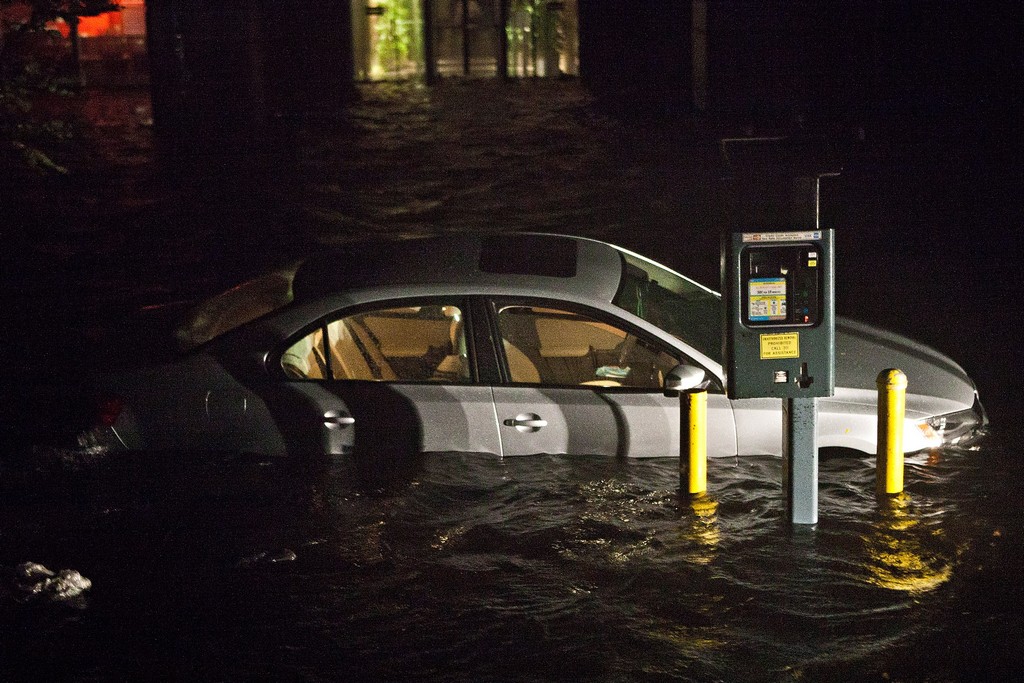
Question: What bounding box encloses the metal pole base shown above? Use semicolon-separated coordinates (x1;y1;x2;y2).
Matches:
783;397;818;525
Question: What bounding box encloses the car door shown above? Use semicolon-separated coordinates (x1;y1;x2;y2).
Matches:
270;300;501;456
489;301;737;458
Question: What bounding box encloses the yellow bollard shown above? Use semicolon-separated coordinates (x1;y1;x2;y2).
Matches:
876;369;908;495
682;389;708;495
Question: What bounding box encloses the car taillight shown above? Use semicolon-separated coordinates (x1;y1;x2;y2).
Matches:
95;395;124;427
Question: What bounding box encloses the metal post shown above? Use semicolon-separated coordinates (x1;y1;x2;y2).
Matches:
423;0;436;85
681;389;708;496
69;15;83;88
543;1;563;78
876;369;907;495
497;0;509;79
783;396;818;524
461;0;471;75
780;175;825;526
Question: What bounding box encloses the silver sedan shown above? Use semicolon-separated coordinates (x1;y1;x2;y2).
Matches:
64;233;986;459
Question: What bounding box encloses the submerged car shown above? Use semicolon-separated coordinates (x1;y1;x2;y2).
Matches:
59;233;985;460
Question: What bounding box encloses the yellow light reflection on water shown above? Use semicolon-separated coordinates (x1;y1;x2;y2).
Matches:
686;494;720;564
862;492;953;593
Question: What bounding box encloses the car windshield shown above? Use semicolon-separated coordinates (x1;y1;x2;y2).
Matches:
611;249;722;362
176;263;300;352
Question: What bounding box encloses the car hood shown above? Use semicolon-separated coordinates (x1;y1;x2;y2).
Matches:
835;317;978;409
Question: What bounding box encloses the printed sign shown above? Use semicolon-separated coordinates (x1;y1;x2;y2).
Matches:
748;277;787;321
759;332;800;359
742;230;822;243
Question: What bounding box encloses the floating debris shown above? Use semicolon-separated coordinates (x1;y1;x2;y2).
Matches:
235;549;298;568
8;562;92;603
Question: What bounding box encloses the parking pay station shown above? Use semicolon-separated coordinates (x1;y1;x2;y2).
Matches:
723;174;836;525
723;224;835;400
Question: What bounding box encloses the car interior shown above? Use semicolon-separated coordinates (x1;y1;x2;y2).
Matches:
281;305;469;383
497;305;675;388
280;303;677;390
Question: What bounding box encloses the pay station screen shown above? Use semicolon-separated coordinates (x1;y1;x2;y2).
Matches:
742;244;821;327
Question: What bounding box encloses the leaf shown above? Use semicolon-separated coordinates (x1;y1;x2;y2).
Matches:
20;143;68;175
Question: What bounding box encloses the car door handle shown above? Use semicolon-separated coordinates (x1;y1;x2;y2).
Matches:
503;414;548;431
505;418;547;428
323;411;355;428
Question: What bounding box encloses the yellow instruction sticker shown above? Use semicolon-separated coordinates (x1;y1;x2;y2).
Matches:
760;332;800;359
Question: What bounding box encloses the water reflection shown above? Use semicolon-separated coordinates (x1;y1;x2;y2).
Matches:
861;492;953;593
680;493;720;566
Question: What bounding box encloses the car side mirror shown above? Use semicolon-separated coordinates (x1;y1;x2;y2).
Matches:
664;364;708;395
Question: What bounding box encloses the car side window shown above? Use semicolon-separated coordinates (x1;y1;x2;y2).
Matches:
495;305;679;389
281;304;471;383
281;328;329;379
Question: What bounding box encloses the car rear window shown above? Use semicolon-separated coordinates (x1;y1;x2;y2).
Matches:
176;264;300;351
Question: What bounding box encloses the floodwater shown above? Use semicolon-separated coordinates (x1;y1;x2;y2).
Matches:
3;443;1021;681
3;80;1022;680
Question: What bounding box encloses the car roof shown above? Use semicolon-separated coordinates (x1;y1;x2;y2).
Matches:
292;233;626;303
176;233;628;353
